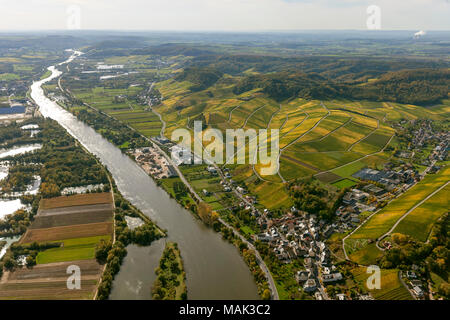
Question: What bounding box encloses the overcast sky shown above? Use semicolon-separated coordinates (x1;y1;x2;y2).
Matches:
0;0;449;31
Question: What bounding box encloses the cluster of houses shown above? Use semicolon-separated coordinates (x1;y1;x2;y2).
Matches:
409;120;431;148
254;214;324;260
131;146;178;179
334;186;380;232
402;267;425;299
428;136;449;163
252;213;346;296
399;119;449;166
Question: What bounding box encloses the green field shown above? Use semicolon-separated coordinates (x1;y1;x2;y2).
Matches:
36;235;111;264
332;178;357;189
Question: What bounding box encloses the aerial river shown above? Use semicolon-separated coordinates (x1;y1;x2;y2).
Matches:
30;51;259;299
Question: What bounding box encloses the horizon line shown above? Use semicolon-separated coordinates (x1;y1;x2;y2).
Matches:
0;29;450;33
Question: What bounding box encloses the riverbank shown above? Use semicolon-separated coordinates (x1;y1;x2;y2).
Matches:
54;73;271;298
29;50;260;300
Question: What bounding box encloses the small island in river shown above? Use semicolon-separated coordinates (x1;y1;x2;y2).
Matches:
151;242;187;300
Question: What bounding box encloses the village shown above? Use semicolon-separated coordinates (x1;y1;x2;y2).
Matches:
218;120;449;300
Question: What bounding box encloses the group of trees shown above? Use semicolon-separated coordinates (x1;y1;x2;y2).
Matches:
0;209;31;238
190;51;448;80
196;202;219;226
3;119;110;197
75;109;150;150
289;179;339;221
114;191;164;246
166;48;449;106
233;72;340;102
232;69;449;105
175;67;223;92
1;241;60;272
0;125;26;144
151;242;187;300
172;181;188;201
380;214;449;273
0;164;37;193
95;240;128;300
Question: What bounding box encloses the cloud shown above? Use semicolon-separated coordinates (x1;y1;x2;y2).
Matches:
414;30;426;38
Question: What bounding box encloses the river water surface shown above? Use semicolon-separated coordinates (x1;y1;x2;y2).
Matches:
29;51;259;300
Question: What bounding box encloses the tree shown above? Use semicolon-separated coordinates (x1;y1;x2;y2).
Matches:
39;182;60;198
26;255;36;268
261;289;271;300
95;239;112;264
3;257;17;271
197;202;219;226
438;283;450;299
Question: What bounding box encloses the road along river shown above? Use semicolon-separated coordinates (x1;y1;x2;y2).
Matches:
30;51;259;300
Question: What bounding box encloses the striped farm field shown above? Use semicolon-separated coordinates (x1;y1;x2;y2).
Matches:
269;100;308;131
244;100;280;129
30;206;113;229
293;121;375;153
280;116;324;148
229;98;268;128
350;166;450;240
393;183;450;241
279;157;317;180
0;259;103;300
19;222;113;244
277;111;307;135
1;192;115;300
283;150;362;172
297;111;351;143
39;192;112;210
351;128;394;154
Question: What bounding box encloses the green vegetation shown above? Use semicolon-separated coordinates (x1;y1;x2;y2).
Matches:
288;178;341;221
2;33;447;300
255;242;306;300
350;267;411;300
332;179;357;189
393;184;449;241
36;235;111;264
152;242;187;300
3;119;110;196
